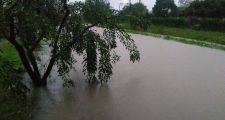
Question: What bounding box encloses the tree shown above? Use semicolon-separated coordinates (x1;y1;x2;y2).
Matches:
120;3;151;30
153;0;178;17
83;0;112;23
0;0;140;87
184;0;225;18
120;3;149;18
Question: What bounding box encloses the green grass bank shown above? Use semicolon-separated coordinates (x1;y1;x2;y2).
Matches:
0;40;21;68
122;24;225;50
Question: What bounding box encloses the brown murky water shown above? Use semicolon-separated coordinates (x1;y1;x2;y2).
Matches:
32;30;225;120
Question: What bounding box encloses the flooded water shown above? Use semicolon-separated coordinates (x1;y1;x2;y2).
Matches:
32;30;225;120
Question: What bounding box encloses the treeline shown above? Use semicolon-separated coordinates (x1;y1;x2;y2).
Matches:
119;0;225;32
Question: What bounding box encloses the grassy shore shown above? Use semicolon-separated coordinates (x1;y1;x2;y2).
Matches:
0;39;32;120
123;24;225;50
0;40;21;68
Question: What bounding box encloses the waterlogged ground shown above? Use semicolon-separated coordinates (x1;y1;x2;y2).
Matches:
32;29;225;120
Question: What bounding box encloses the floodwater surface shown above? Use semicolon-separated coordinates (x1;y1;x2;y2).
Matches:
32;30;225;120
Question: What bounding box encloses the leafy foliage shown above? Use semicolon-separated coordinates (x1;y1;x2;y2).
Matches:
0;55;29;97
184;0;225;18
151;17;188;27
83;0;113;23
119;3;151;31
0;55;32;120
0;0;140;86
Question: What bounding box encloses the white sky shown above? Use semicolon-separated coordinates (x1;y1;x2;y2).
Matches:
69;0;179;11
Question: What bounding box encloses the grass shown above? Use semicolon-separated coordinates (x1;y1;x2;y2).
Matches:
122;24;225;50
0;39;33;120
0;40;22;69
149;25;225;45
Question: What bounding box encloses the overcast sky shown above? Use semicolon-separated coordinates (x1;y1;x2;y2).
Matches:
69;0;179;11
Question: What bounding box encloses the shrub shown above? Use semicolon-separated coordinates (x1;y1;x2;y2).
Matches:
151;17;188;28
129;16;151;31
188;17;225;31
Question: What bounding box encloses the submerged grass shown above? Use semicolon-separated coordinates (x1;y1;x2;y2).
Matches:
123;24;225;51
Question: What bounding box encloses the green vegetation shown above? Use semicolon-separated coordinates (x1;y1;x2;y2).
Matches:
118;0;225;49
150;17;225;32
185;0;225;18
0;40;21;69
153;0;178;17
0;0;139;87
123;24;225;50
119;3;151;31
148;25;225;45
0;40;32;120
118;0;225;32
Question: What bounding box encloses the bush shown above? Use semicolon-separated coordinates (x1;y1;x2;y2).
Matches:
129;16;151;31
184;0;225;18
151;17;188;28
188;17;225;31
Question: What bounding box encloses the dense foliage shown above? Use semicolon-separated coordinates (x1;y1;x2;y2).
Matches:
184;0;225;18
153;0;178;17
0;55;28;97
0;53;32;120
83;0;112;23
0;0;140;86
151;17;188;27
119;3;151;31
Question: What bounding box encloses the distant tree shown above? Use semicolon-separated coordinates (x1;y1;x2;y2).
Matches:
0;0;140;87
120;3;149;17
185;0;225;18
153;0;178;17
120;3;151;30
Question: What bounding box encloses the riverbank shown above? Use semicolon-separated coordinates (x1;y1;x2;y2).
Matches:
0;40;21;68
0;40;33;120
123;24;225;50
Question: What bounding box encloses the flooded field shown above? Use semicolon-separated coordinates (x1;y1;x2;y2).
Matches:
32;31;225;120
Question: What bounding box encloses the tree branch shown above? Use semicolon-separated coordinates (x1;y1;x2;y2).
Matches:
29;32;44;52
41;23;98;81
54;23;98;59
8;15;36;81
41;0;70;81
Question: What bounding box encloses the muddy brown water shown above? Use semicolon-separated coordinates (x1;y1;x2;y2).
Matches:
32;29;225;120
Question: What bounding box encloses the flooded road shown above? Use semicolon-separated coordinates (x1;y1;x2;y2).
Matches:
33;31;225;120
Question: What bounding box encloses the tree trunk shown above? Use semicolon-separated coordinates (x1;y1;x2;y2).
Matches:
13;44;47;87
33;77;47;87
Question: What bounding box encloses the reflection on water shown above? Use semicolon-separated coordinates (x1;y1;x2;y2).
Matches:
33;31;225;120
